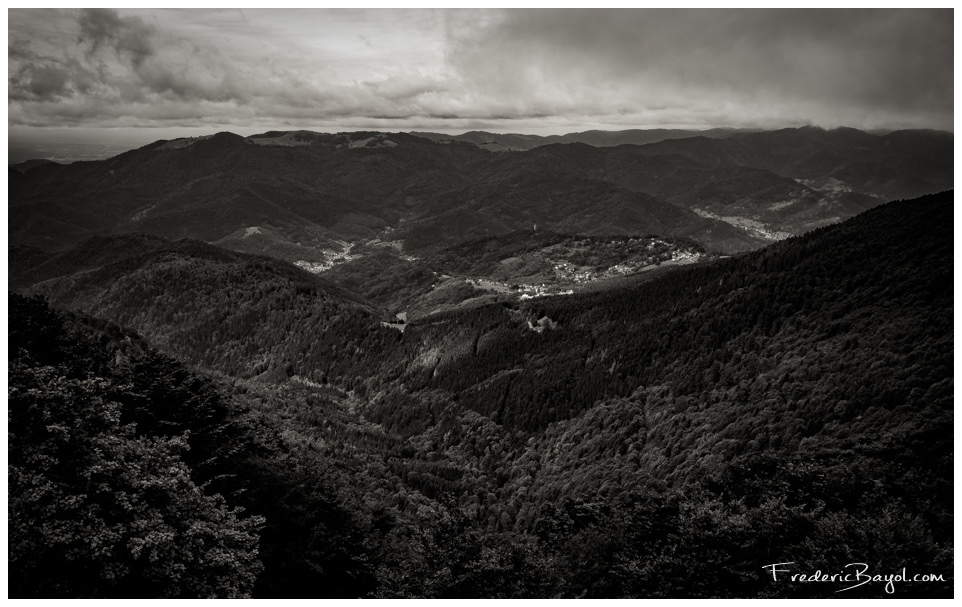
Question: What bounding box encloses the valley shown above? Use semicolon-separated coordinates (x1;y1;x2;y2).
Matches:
693;208;795;240
7;126;954;599
295;227;712;320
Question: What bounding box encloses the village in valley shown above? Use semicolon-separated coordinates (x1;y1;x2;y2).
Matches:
290;229;709;327
462;236;706;300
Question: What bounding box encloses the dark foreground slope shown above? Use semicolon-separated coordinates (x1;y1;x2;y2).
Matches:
8;293;401;598
9;191;953;598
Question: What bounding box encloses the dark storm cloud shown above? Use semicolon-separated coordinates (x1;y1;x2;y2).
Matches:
12;9;306;123
8;39;101;102
77;7;155;68
74;8;255;104
7;8;954;134
9;8;462;130
444;8;953;130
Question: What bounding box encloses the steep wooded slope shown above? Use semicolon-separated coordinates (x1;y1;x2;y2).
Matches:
14;235;395;386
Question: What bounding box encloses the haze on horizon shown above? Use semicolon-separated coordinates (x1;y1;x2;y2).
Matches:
8;8;954;162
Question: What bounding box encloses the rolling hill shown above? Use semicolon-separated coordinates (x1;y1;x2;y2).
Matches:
9;127;951;269
11;234;394;386
408;127;755;149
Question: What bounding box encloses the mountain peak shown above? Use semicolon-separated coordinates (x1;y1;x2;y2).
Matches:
201;131;247;147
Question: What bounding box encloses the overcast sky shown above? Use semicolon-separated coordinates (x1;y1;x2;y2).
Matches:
7;8;954;160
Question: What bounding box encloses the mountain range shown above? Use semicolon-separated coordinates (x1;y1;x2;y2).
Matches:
10;126;951;264
408;127;759;150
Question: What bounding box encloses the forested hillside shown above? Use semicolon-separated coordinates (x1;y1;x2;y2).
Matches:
12;235;397;387
9;191;953;598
